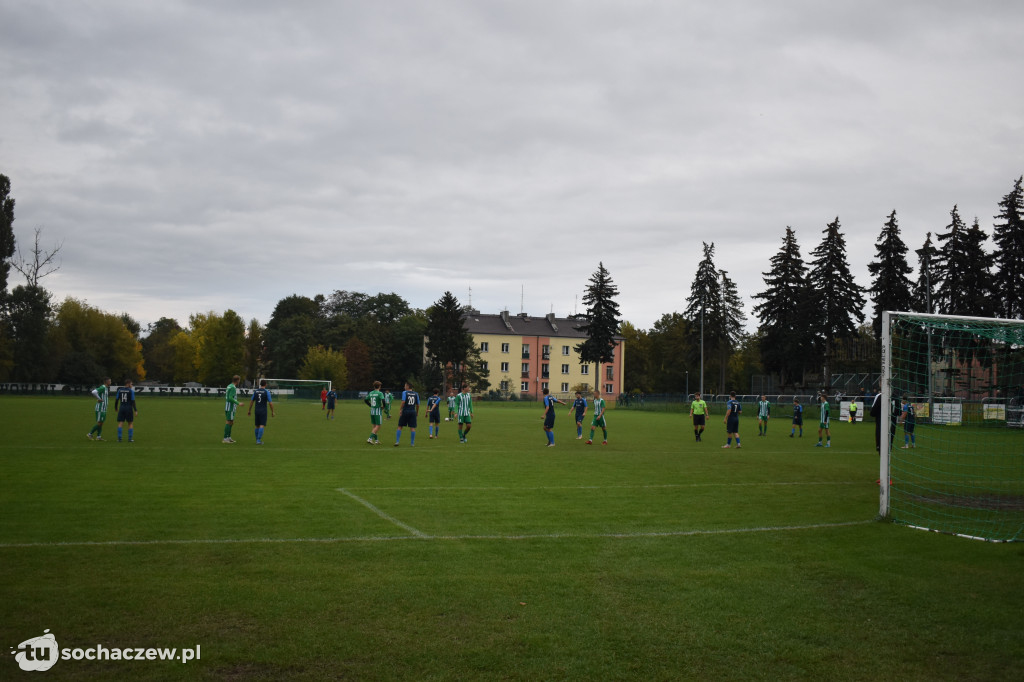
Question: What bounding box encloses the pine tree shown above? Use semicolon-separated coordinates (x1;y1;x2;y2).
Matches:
425;291;476;391
993;176;1024;319
935;207;993;317
574;263;622;365
913;232;939;314
867;210;914;344
806;217;866;388
714;270;747;392
683;243;722;393
752;227;812;388
0;174;16;297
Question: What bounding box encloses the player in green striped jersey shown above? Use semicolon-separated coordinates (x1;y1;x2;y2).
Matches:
86;377;112;440
585;390;608;445
223;375;240;443
364;380;385;444
456;385;474;443
757;395;771;436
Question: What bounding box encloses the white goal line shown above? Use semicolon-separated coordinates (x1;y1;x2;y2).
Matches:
0;520;875;550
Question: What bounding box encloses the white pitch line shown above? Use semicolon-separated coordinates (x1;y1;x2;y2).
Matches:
0;520;874;549
337;488;430;538
345;481;862;491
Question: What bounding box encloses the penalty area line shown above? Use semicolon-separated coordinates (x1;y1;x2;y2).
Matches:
337;488;430;538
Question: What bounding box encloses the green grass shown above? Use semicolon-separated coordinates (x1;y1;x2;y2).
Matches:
1;396;1022;681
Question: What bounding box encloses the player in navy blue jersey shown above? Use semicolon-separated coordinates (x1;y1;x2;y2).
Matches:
247;379;275;444
790;397;804;437
568;391;588;439
542;388;566;447
115;379;138;442
395;381;420;446
425;388;442;439
900;397;916;448
722;392;742;448
325;387;337;419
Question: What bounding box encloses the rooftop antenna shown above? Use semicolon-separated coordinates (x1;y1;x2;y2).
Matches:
468;285;472;308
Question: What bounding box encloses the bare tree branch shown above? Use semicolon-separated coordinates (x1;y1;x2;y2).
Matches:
12;226;63;287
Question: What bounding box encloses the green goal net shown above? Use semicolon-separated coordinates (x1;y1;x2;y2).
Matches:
880;312;1024;541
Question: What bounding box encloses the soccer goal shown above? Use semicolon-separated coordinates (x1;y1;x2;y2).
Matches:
261;378;331;400
880;311;1024;542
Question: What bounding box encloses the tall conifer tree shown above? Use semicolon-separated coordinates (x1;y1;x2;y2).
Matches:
935;207;993;317
993;176;1024;319
867;210;914;344
807;217;866;388
753;227;811;387
574;263;622;365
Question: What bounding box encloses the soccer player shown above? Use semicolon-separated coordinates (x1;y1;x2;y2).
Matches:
325;387;337;419
790;397;803;437
586;390;608;445
247;378;275;444
394;381;419;446
757;394;771;436
447;388;457;421
223;374;240;443
425;388;442;438
542;388;566;447
849;397;858;424
900;397;916;448
86;377;112;441
364;381;385;444
722;391;741;449
568;391;587;439
816;393;831;448
115;379;138;442
383;389;393;420
690;391;708;442
456;384;474;443
321;387;327;411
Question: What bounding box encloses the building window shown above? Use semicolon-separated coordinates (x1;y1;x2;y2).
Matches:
542;345;550;360
481;361;488;371
501;343;510;353
580;365;589;375
480;342;489;352
561;364;569;374
521;363;530;376
562;345;570;355
542;382;549;391
541;364;549;378
500;380;509;391
561;382;569;392
606;383;614;394
606;366;614;380
522;344;530;359
500;362;509;372
521;382;529;392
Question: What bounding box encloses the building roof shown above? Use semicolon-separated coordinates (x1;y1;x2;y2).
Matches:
463;310;621;341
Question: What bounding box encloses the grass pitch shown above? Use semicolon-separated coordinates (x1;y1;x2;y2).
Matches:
1;396;1022;681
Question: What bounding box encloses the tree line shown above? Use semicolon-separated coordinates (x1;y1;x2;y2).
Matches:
1;172;1021;394
622;176;1024;395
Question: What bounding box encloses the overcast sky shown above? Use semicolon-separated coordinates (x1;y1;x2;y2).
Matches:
1;1;1021;334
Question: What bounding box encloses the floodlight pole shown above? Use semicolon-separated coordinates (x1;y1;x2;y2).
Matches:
916;246;935;420
700;304;705;395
